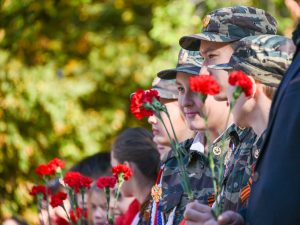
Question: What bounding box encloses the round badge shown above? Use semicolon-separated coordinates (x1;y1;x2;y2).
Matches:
213;146;222;156
202;15;211;29
151;184;162;203
254;149;259;159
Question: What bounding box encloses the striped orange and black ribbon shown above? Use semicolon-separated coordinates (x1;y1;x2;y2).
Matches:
240;177;253;204
207;194;216;207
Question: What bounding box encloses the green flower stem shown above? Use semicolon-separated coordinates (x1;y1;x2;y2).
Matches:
157;111;194;201
164;110;179;144
155;112;173;144
61;204;73;225
43;180;52;225
104;187;113;225
112;174;125;224
80;189;85;224
146;99;194;200
37;196;46;225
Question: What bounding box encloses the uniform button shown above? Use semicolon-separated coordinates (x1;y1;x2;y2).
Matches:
234;182;238;188
254;149;259;159
253;172;259;182
213;146;221;156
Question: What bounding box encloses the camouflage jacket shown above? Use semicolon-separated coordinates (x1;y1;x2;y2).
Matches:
238;130;266;210
216;126;258;212
158;133;213;225
156;127;238;225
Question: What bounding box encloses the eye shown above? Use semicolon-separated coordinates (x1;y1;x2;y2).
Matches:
177;86;184;94
100;204;106;210
207;53;217;59
92;203;97;210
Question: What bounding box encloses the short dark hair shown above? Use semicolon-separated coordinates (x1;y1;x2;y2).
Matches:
112;127;160;182
70;152;111;179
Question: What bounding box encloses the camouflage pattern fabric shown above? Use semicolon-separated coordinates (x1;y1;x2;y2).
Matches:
209;35;295;87
216;127;257;211
158;138;215;225
156;124;248;225
179;6;277;51
238;131;266;210
152;78;178;100
158;49;203;80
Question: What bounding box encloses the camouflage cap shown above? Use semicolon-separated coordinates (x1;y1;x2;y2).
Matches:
152;77;178;99
157;48;203;80
179;6;278;51
208;35;295;87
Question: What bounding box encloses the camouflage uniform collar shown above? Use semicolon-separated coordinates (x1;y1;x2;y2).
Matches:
161;138;194;164
212;123;252;146
189;132;205;154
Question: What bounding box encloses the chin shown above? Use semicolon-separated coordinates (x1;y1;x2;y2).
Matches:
188;122;206;131
213;93;228;102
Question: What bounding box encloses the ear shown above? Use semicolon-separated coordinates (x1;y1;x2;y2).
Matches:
252;79;266;99
248;76;257;98
123;161;134;175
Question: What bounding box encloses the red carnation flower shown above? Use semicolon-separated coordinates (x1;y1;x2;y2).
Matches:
48;158;65;172
63;172;93;193
112;164;132;181
50;191;67;208
130;89;160;120
70;207;87;223
228;71;253;97
29;185;51;198
35;158;65;177
189;75;221;96
35;164;54;176
96;176;117;189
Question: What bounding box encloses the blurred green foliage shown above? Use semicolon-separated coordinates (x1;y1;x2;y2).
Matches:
0;0;295;223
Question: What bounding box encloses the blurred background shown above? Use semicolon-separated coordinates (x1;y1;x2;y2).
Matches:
0;0;296;223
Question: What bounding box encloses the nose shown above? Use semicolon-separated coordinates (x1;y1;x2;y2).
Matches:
94;207;106;219
148;115;157;125
199;60;210;75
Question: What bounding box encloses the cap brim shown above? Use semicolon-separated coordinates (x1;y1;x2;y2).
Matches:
179;32;240;51
208;63;233;70
157;69;177;79
157;66;200;79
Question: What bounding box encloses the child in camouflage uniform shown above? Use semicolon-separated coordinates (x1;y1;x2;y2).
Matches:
184;35;295;225
151;48;231;225
208;34;295;212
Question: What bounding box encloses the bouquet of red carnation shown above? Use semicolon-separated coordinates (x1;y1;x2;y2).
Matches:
130;88;193;200
31;158;93;225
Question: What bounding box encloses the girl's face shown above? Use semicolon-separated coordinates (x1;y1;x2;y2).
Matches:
90;190;107;225
110;152;135;214
110;190;135;216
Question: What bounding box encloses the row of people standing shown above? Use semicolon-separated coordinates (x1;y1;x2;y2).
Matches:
27;4;300;225
122;4;299;225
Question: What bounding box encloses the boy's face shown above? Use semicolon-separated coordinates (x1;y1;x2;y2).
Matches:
199;40;235;101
